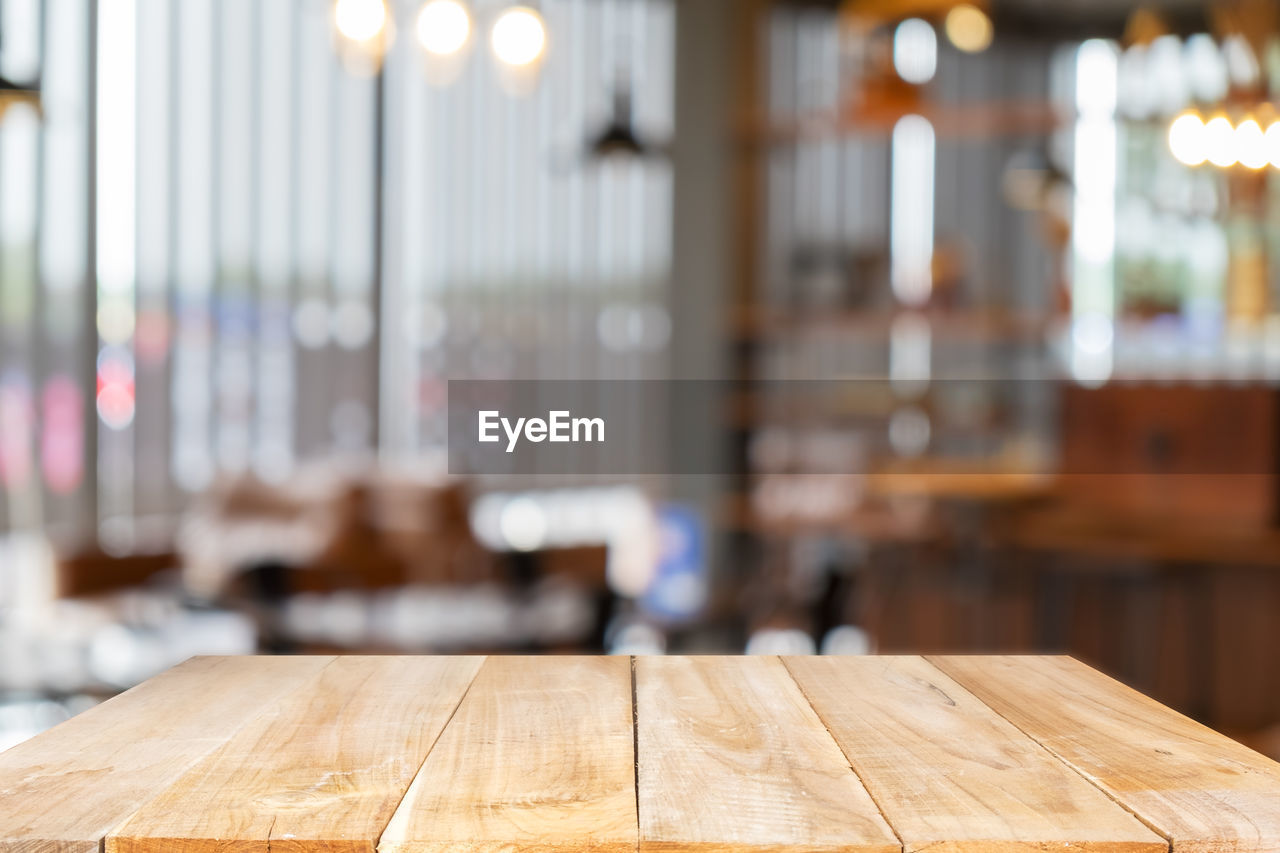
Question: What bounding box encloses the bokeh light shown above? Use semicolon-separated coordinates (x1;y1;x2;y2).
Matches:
490;6;546;68
944;5;993;54
95;347;136;431
1167;112;1206;166
334;0;387;43
1267;121;1280;168
893;18;937;85
1204;116;1236;167
1235;119;1267;169
417;0;471;56
41;375;84;495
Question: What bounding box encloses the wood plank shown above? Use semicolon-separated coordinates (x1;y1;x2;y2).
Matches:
931;654;1280;853
106;655;484;853
379;656;635;853
784;656;1166;853
636;656;899;853
0;655;333;853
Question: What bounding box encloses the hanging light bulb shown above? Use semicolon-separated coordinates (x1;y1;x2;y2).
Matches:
944;4;993;54
1204;116;1236;167
334;0;388;43
1168;112;1206;166
1265;121;1280;169
1236;118;1267;169
0;77;40;122
491;5;546;68
417;0;471;57
893;18;937;84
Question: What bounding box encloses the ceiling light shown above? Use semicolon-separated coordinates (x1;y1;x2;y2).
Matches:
1236;118;1267;169
1204;116;1236;167
491;6;546;68
1167;112;1206;166
944;5;993;54
334;0;388;43
1265;121;1280;168
0;76;40;122
893;18;937;84
417;0;471;57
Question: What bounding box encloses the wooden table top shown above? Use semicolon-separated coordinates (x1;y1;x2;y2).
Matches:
2;655;1279;853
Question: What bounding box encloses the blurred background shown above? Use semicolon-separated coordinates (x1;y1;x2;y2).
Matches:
3;0;1280;756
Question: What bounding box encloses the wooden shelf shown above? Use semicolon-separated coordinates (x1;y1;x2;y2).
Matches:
731;305;1055;344
720;490;939;543
735;97;1068;144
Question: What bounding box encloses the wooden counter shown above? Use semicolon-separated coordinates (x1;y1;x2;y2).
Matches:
2;655;1279;853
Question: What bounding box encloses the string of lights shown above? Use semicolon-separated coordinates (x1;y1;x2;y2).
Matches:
1168;110;1280;169
332;0;549;84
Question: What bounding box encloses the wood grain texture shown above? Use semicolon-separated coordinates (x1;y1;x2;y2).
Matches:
105;655;484;853
636;655;899;853
0;655;333;853
931;654;1280;853
784;656;1167;853
379;656;636;853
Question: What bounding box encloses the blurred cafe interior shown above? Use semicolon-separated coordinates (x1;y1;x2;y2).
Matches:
5;0;1280;756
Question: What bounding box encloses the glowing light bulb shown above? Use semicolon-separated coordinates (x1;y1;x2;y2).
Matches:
1236;118;1267;169
1205;116;1236;167
1266;121;1280;168
1168;112;1206;166
893;18;937;84
417;0;471;56
334;0;387;42
491;6;546;68
944;4;993;53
